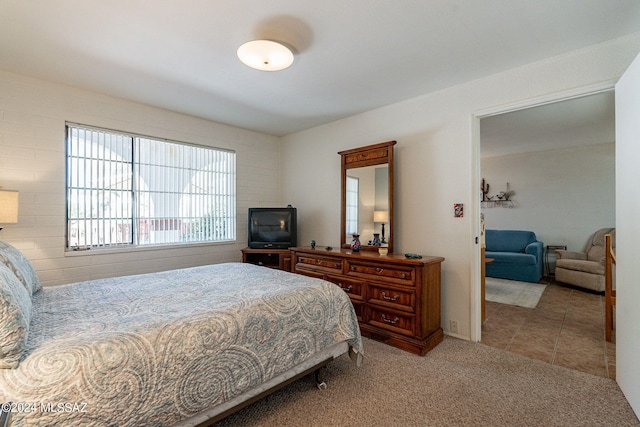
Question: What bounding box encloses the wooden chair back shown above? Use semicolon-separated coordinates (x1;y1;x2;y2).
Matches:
605;233;616;342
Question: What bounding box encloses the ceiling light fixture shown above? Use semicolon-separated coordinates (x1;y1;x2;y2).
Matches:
237;40;294;71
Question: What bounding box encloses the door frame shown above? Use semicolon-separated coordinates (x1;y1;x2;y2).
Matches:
469;79;617;342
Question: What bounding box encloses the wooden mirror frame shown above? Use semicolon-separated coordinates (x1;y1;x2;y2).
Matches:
339;140;396;253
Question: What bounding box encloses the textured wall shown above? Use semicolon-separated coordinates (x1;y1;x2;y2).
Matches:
0;70;281;285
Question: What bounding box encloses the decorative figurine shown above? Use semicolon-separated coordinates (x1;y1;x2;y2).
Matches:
371;233;381;246
351;234;361;252
481;178;490;202
310;239;316;249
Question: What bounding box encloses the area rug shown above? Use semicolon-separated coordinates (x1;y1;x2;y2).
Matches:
485;277;546;308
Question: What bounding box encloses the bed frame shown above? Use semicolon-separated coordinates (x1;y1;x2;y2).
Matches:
178;342;349;426
0;406;10;427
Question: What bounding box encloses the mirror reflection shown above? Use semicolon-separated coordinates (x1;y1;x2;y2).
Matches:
345;166;389;246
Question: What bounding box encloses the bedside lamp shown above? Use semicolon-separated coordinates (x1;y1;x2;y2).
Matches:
0;189;19;231
373;210;389;244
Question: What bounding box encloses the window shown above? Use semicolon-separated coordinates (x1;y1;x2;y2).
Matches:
345;175;359;235
66;124;236;250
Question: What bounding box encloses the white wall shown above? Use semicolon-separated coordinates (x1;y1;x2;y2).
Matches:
481;143;615;271
615;51;640;417
0;70;281;286
281;34;640;342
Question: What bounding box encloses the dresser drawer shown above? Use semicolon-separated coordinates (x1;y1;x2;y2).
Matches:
289;247;444;356
294;268;325;280
326;275;365;301
294;255;343;275
368;283;415;313
346;260;415;285
368;307;415;337
351;300;365;322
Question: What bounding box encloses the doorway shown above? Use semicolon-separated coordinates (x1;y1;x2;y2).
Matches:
476;90;616;378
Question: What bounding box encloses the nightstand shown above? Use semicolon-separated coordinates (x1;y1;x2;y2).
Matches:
241;248;292;271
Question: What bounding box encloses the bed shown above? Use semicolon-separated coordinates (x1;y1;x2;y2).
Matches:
0;241;363;426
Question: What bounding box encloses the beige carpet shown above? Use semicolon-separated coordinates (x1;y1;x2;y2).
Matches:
215;337;638;426
485;277;546;308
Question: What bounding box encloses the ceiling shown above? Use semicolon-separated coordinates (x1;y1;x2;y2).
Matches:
1;1;639;137
480;91;615;158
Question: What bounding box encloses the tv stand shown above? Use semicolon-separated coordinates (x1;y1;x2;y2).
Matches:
241;248;292;271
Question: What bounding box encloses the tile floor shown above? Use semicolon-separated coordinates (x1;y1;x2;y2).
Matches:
481;277;616;379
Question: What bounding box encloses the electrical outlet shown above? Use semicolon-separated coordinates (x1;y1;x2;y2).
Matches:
450;320;459;334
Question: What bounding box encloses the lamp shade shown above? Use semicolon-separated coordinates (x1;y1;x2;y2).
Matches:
237;40;294;71
0;190;19;224
373;210;389;223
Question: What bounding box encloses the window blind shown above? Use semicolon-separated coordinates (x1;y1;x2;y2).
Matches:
66;124;236;249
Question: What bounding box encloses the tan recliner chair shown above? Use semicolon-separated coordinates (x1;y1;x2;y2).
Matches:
555;228;615;292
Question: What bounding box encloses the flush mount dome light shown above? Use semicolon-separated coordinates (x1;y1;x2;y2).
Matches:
237;40;294;71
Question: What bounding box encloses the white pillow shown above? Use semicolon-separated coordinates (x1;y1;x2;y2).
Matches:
0;240;42;295
0;263;33;368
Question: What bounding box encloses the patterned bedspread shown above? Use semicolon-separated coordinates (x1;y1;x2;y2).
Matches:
0;262;363;426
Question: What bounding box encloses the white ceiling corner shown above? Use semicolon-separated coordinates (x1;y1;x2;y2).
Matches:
0;1;638;139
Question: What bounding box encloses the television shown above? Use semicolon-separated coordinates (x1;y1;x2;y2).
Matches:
248;206;297;249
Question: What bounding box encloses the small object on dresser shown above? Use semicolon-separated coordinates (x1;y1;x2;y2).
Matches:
371;233;382;246
351;234;361;252
405;253;423;259
310;239;316;249
325;246;332;251
378;247;388;256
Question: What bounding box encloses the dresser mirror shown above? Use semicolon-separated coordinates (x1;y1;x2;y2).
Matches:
339;140;396;253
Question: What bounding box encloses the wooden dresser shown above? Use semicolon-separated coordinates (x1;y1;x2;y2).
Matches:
290;247;444;356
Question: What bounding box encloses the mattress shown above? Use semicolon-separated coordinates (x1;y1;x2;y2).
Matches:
0;262;363;426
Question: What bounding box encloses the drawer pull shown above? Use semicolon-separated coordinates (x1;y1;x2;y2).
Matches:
340;284;353;292
401;273;406;279
376;267;384;274
381;314;400;325
381;292;399;301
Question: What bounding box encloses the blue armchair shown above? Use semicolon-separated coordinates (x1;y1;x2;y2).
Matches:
485;230;544;283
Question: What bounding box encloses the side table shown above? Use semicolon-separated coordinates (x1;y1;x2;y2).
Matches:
545;244;567;276
241;248;292;271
